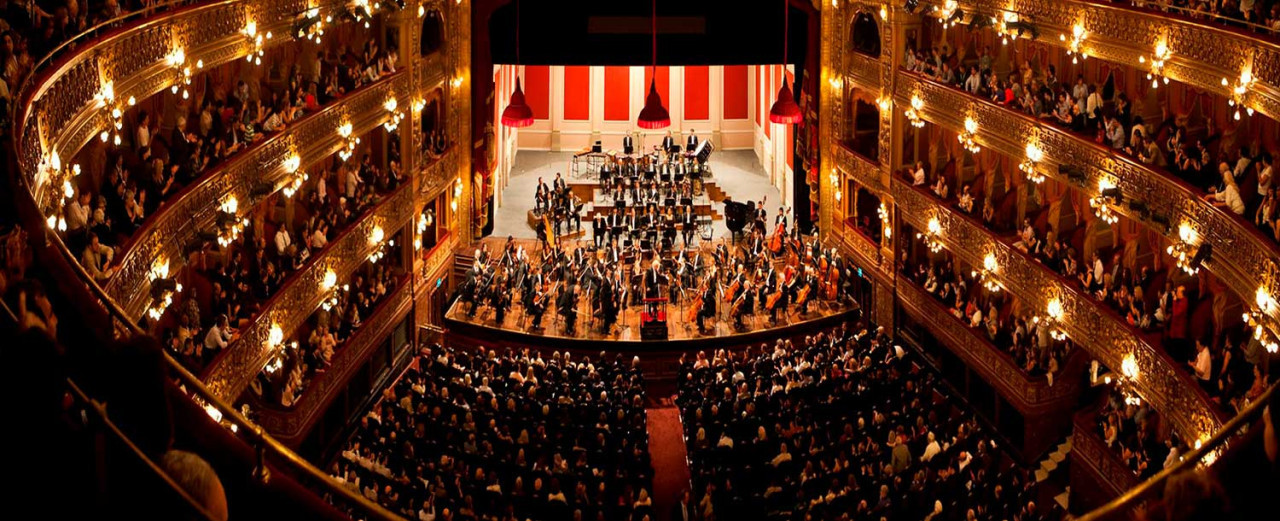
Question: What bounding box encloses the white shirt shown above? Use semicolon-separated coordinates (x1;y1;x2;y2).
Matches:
1193;348;1212;381
922;440;941;461
1093;258;1105;283
275;228;292;254
912;167;926;186
1215;184;1246;215
311;228;328;249
345;169;359;198
204;324;231;350
137;125;151;149
67;199;90;231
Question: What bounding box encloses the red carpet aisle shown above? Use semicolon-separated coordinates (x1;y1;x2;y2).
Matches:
646;405;691;521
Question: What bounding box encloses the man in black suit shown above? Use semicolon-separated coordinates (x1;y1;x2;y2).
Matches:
622;131;635;155
661;130;676;154
558;282;578;335
592;214;605;248
681;206;696;247
644;259;663;315
670;490;693;521
687;129;699;150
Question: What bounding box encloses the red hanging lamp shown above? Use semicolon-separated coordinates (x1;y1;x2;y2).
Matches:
500;0;534;128
637;0;670;129
769;0;803;125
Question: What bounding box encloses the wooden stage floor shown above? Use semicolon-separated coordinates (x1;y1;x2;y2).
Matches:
447;238;859;343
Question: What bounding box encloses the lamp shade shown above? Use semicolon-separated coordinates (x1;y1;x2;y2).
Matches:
769;80;803;124
500;77;535;128
637;79;671;129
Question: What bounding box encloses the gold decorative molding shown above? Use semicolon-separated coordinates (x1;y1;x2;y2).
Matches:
892;180;1223;441
256;281;413;445
898;281;1079;413
18;0;356;209
833;144;888;194
893;70;1280;329
203;178;421;401
103;72;417;318
1072;410;1141;497
915;0;1280;121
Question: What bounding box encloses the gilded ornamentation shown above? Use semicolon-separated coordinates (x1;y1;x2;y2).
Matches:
892;181;1223;441
1072;413;1141;495
204;183;419;401
898;282;1078;412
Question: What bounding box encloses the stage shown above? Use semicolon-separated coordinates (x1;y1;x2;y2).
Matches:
491;150;784;241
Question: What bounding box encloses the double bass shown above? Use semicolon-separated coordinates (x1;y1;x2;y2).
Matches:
768;221;785;254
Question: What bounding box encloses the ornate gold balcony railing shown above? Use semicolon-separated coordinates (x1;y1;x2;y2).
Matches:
885;71;1280;343
103;71;423;318
912;0;1280;121
897;280;1081;413
257;280;414;445
892;180;1224;442
201;163;428;402
1071;407;1142;499
16;0;353;211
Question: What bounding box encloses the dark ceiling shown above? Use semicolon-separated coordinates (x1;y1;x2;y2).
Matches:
485;0;816;67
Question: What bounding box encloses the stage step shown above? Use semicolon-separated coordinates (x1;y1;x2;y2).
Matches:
1054;487;1070;510
1035;435;1073;483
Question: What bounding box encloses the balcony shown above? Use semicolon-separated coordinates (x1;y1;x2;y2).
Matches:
891;179;1224;442
877;69;1280;353
909;0;1280;121
1070;405;1142;510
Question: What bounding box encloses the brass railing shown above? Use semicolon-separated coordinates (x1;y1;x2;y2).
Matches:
892;180;1224;441
256;280;414;444
102;71;416;318
896;280;1079;413
911;0;1280;121
885;70;1280;348
1076;381;1276;521
201;177;420;402
1071;406;1143;498
16;0;352;209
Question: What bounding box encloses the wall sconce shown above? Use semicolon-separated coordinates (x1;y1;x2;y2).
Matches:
322;268;338;291
1121;353;1140;380
995;12;1020;45
94;81;134;146
243;20;272;65
412;97;426;113
970;253;1002;292
958;116;980;154
828;75;843;91
1139;40;1172;89
1033;298;1068;341
215;196;246;247
1243;287;1280;354
877;203;891;239
41;151;81;231
418;4;425;17
917;217;943;253
281;154;308;198
351;0;378;28
880;5;888;20
369;225;385;246
145;257;184;321
905;95;925;128
368;224;395;262
383;97;404;132
1020;142;1044;183
296;7;329;43
451;76;465;90
1090;179;1121;225
876;94;892;113
937;0;962;29
1060;23;1088;64
268;323;284;348
164;48;202;99
338;121;360;161
1222;68;1255;120
1166;223;1204;276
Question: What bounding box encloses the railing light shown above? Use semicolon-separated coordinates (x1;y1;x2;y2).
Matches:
1121;353;1139;380
905;95;925;128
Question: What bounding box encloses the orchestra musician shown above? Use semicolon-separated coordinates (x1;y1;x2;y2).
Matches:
696;272;717;333
661;130;676;154
644;259;663;315
687;129;699;150
558;281;578;335
623;131;635;155
681;206;696;247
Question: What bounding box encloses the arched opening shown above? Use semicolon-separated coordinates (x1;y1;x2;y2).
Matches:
846;96;880;160
420;10;444;56
850;12;881;57
850;185;882;242
421;87;445;156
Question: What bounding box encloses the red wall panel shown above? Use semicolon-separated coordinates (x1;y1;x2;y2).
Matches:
723;65;749;120
564;66;591;121
643;66;670;112
684;66;709;120
523;65;550;120
604;66;631;121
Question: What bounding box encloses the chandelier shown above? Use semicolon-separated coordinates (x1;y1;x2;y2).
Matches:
937;0;962;29
281;154;308;198
368;225;396;263
1139;41;1172;89
164;48;202;100
1223;68;1255;121
40;151;79;231
94;81;134;146
351;0;378;28
338;122;360;161
1090;179;1120;225
1243;287;1280;354
970;253;1002;292
296;7;330;44
383;97;404;132
243;20;272;66
958;116;980;154
995;12;1019;45
215;197;247;248
1019;142;1044;183
917;217;943;253
878;202;892;239
1060;24;1088;64
145;258;183;322
1033;298;1068;341
905;95;925;128
1166;223;1202;276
